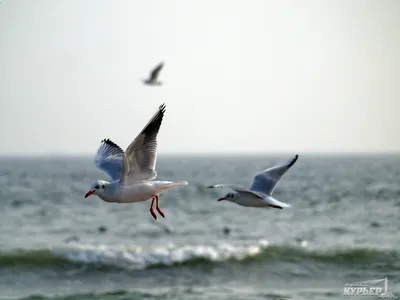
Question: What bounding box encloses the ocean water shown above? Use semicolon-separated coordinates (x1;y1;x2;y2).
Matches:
0;154;399;300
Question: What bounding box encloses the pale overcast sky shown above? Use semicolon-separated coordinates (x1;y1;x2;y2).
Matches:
0;0;399;155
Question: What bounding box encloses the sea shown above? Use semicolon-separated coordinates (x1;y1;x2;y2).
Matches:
0;154;399;300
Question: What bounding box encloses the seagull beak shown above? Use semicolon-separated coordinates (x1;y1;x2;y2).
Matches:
218;197;226;201
84;190;95;198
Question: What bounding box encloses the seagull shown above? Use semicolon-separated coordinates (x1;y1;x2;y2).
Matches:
84;103;188;220
207;154;299;209
142;62;164;86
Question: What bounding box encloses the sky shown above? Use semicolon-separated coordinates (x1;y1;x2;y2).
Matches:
0;0;399;155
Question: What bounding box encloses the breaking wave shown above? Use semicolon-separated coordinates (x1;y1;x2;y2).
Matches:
15;290;166;300
0;240;399;271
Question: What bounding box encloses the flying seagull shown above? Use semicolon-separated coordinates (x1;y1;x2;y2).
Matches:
207;154;299;209
142;62;164;86
84;103;188;220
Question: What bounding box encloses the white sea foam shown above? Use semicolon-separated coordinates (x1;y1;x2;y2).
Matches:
51;240;270;270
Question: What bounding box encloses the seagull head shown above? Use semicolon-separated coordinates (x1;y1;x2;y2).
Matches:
218;192;238;202
85;180;108;198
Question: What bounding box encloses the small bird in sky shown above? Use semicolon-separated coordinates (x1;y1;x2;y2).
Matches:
142;61;164;86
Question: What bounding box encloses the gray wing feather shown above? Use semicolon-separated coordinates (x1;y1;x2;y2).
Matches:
249;154;299;196
120;103;166;184
95;139;124;181
150;62;164;81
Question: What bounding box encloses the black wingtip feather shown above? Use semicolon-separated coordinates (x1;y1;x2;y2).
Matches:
100;138;124;153
288;154;299;168
269;204;284;209
158;103;166;114
140;103;167;139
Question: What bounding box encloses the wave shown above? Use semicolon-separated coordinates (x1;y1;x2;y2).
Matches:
15;290;153;300
0;240;398;271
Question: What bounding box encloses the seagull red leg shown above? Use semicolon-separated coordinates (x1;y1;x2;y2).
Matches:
149;197;157;220
155;195;165;218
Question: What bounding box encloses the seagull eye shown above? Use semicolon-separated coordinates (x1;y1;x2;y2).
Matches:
95;185;99;189
102;185;105;189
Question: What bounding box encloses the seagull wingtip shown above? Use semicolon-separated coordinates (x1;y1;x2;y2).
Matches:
285;154;299;168
291;154;299;162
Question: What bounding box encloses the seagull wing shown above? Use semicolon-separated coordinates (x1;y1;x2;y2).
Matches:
120;103;166;185
249;154;298;196
149;62;164;81
94;139;124;181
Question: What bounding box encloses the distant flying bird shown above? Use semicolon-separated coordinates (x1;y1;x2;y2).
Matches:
207;154;299;209
142;62;164;86
84;103;188;220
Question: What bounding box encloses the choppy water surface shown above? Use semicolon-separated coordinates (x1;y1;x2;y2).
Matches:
0;154;399;300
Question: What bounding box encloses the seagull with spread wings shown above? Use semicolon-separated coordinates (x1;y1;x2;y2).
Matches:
142;62;164;86
207;154;299;209
84;103;188;220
